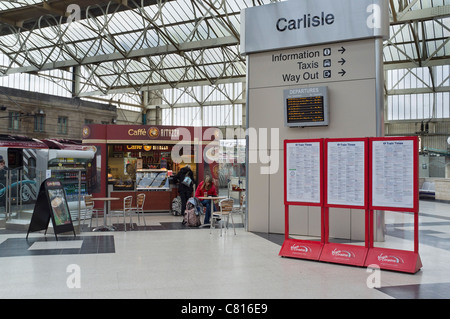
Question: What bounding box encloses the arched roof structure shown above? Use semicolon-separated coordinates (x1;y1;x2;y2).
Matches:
0;0;448;115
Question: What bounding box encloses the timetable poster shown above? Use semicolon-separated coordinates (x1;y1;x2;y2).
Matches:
285;141;322;204
326;140;366;207
371;139;415;209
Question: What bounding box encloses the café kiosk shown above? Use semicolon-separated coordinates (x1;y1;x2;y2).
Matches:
82;124;220;212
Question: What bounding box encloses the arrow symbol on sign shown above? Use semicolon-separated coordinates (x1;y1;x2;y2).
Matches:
338;58;346;65
338;69;346;76
338;47;346;54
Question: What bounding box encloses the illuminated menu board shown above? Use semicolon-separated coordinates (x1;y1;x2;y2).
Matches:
284;86;328;127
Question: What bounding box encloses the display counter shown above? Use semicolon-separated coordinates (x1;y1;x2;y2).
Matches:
109;169;177;211
135;169;169;190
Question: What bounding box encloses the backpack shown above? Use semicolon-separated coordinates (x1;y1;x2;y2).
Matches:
171;196;182;216
183;208;201;227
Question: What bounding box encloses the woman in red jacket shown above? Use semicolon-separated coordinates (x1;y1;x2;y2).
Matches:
195;175;217;224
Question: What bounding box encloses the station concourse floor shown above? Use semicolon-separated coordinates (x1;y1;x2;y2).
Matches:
1;199;450;299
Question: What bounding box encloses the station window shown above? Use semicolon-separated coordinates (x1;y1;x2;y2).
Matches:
34;114;45;132
58;116;68;134
8;111;20;131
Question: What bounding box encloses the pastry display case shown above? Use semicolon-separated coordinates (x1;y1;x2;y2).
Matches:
135;169;169;190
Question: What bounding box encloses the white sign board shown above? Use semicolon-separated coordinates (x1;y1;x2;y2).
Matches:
285;141;322;204
241;0;389;55
326;140;366;207
371;140;415;209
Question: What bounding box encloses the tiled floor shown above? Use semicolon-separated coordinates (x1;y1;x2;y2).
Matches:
0;236;115;257
0;200;450;299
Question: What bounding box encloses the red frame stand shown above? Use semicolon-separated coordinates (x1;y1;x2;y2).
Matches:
280;137;422;274
364;137;422;274
319;138;369;267
319;206;369;267
279;139;324;260
365;210;422;273
279;205;324;260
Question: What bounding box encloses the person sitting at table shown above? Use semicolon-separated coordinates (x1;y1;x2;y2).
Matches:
195;174;217;224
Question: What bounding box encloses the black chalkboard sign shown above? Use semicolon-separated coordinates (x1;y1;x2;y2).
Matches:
26;178;76;240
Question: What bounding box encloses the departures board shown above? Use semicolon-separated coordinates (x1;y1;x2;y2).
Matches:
284;86;328;127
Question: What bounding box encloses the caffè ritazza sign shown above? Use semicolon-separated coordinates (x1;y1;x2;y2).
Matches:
126;127;181;139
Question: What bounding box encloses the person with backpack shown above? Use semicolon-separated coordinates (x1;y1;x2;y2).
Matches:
173;164;195;216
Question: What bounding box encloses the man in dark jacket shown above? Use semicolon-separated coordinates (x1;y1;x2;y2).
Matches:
173;164;194;216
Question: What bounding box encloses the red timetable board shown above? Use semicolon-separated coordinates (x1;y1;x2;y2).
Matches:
320;138;369;266
365;136;421;273
280;139;324;260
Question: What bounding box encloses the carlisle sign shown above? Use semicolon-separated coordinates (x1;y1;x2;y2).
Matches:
241;0;389;55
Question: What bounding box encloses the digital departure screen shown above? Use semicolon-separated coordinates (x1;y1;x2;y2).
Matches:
284;86;328;127
286;96;325;123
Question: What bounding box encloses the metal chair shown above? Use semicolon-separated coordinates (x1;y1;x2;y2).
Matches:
232;193;246;226
210;198;236;236
82;195;101;229
110;196;134;231
134;193;146;226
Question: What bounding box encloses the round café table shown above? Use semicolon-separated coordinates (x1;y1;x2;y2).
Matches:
197;196;227;227
91;197;120;231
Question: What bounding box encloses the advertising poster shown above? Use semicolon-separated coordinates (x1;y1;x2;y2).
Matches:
48;188;72;226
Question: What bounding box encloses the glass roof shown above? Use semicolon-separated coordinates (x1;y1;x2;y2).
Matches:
0;1;43;11
0;0;449;102
0;0;262;97
384;0;450;66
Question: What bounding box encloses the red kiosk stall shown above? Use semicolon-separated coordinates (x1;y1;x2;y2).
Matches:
82;124;220;212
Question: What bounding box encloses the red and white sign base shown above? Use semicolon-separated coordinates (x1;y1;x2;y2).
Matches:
319;243;368;267
365;247;422;274
279;239;323;261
